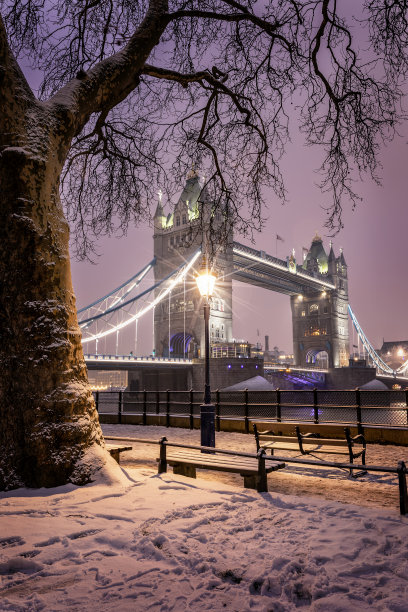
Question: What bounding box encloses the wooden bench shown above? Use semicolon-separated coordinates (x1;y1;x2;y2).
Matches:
106;444;132;464
253;424;367;477
157;447;285;492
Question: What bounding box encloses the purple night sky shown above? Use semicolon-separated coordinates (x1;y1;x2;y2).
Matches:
15;3;407;358
71;121;408;356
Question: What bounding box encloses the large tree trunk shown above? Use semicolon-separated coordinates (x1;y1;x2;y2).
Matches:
0;114;105;490
0;3;172;490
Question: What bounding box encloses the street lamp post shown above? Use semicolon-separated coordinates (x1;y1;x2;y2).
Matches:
196;257;216;448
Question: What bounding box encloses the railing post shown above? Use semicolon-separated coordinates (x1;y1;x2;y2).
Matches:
406;388;408;426
216;389;221;432
166;389;170;427
356;387;363;435
276;388;281;422
143;389;147;426
397;461;408;515
244;388;249;434
313;388;319;424
189;388;194;430
94;390;99;413
118;390;123;424
158;437;167;474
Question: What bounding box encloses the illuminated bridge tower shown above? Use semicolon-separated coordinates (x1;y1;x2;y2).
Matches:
153;169;233;358
290;234;350;369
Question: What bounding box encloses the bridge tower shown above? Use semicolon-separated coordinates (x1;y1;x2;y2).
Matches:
290;234;349;368
153;169;233;358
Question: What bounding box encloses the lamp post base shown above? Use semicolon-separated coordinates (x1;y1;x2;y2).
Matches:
200;404;215;449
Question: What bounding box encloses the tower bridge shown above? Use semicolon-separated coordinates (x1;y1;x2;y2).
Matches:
79;169;408;385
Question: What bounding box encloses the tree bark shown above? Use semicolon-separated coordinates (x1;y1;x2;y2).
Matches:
0;102;105;489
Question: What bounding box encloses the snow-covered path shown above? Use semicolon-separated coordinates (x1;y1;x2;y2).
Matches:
102;424;408;512
1;426;408;611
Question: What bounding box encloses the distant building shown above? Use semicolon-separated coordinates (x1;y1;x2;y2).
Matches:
87;370;128;391
378;340;408;370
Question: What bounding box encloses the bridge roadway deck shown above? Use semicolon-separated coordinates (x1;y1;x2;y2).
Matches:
85;354;193;371
232;241;335;295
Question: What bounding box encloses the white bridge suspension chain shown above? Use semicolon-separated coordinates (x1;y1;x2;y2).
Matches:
81;250;201;346
348;305;395;376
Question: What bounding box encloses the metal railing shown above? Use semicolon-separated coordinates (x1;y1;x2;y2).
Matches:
94;388;408;434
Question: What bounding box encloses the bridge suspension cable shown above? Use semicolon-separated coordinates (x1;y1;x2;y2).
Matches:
80;250;201;347
348;305;396;376
78;258;156;329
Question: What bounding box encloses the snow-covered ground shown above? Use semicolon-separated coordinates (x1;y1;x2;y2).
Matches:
1;425;408;611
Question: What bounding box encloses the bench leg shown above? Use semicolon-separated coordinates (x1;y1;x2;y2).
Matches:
243;474;268;493
349;454;367;479
398;461;408;515
243;474;257;490
109;450;120;464
173;464;196;479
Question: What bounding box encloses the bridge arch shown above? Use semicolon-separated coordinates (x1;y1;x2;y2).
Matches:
306;348;329;369
170;332;196;358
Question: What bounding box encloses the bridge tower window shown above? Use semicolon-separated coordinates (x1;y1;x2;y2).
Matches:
182;214;187;224
176;216;180;226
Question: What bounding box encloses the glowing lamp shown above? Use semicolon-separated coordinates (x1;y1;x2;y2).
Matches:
196;267;216;298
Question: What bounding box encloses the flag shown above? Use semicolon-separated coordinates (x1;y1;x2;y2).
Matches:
276;234;284;242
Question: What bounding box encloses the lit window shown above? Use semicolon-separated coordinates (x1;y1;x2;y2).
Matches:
301;310;306;317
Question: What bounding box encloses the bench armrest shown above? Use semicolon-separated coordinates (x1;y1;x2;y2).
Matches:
344;428;367;464
253;423;276;451
351;433;366;447
299;432;321;439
